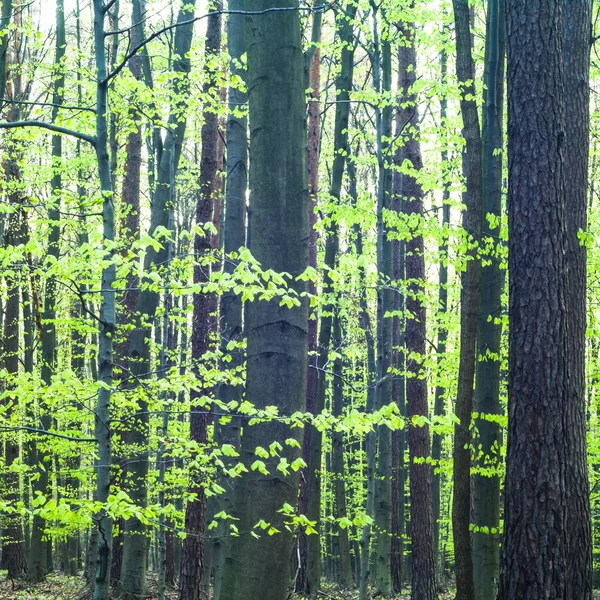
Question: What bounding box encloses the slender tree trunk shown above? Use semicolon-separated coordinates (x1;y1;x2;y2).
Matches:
398;13;437;600
372;6;393;592
92;0;117;597
218;1;308;597
297;2;322;591
432;38;450;590
472;1;504;598
212;2;247;597
350;156;377;600
118;4;196;598
179;5;222;600
331;314;353;588
29;0;66;580
1;177;27;580
451;2;482;598
303;4;355;595
563;2;593;597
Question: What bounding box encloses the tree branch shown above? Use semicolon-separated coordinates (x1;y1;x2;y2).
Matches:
0;120;96;144
105;2;337;83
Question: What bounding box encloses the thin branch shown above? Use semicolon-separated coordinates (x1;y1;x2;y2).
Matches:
0;120;96;145
106;2;337;83
0;426;97;443
0;97;96;113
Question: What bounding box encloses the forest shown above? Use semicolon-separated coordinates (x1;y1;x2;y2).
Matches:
0;0;594;599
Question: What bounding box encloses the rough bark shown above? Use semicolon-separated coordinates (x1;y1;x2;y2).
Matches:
563;1;593;597
499;0;571;596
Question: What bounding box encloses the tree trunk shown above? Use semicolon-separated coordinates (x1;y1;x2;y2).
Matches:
29;0;66;580
118;4;196;598
472;1;504;598
1;179;27;580
218;1;308;597
450;1;482;598
499;0;572;596
212;2;247;597
331;314;353;588
563;1;593;597
398;13;437;600
179;4;222;600
432;38;450;590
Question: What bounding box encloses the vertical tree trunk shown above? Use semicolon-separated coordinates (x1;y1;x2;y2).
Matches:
303;4;355;595
331;314;353;588
398;12;437;600
179;4;222;600
218;1;308;597
499;0;571;596
92;0;117;597
472;1;504;598
431;38;450;589
118;4;196;598
212;2;247;596
450;1;482;598
369;6;394;596
29;0;66;580
297;2;322;591
1;175;27;580
563;2;593;597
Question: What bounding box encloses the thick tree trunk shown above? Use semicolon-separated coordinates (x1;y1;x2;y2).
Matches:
499;0;575;596
398;14;437;600
450;2;482;598
218;1;308;597
472;1;504;598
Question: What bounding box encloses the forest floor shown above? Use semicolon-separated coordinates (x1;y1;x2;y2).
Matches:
2;574;600;600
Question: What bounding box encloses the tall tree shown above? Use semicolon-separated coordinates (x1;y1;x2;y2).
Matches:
212;0;247;596
472;0;504;597
563;1;593;597
398;9;437;600
29;0;66;580
117;3;197;598
451;0;482;597
179;4;222;600
499;0;590;596
371;3;394;596
303;3;356;595
218;0;308;597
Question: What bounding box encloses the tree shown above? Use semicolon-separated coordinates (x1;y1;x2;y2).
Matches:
398;9;437;599
218;0;308;597
499;0;591;596
472;0;504;597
